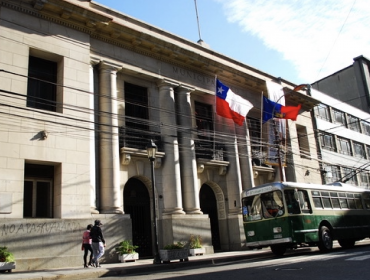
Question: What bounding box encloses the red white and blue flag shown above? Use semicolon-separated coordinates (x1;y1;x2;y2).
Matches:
216;79;253;126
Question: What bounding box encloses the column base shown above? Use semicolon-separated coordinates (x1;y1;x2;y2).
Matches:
163;208;185;215
100;207;124;214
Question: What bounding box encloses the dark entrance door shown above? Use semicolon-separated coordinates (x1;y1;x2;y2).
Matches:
124;178;152;257
200;184;221;251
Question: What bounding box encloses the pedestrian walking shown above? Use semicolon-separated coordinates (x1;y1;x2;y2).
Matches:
82;224;94;268
90;220;106;268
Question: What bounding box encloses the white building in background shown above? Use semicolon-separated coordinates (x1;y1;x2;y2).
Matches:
310;88;370;187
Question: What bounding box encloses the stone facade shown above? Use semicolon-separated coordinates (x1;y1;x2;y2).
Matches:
0;0;320;270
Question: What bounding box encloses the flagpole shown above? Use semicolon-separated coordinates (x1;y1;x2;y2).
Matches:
213;75;217;159
260;92;264;163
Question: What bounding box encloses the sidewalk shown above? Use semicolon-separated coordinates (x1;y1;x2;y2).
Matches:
1;249;271;280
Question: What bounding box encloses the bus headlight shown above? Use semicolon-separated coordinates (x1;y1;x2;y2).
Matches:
247;231;255;237
273;227;282;233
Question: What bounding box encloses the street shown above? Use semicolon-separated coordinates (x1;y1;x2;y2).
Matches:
85;242;370;280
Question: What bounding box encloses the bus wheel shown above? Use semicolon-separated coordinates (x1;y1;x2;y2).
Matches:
270;245;286;256
338;239;355;249
318;226;333;252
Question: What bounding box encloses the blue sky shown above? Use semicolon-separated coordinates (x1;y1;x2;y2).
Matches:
94;0;370;85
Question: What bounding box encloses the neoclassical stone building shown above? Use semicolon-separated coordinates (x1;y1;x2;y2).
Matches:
0;0;320;270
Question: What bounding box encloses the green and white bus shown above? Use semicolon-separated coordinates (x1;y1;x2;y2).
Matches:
241;181;370;256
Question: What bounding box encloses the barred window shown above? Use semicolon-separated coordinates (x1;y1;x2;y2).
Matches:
316;104;331;121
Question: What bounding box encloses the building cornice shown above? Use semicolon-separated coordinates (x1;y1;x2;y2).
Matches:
1;0;297;93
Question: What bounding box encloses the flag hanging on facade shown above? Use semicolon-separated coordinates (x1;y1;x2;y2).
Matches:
262;96;301;124
216;79;253;126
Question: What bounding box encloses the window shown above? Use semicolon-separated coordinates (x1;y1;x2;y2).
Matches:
361;121;370;136
296;125;310;158
125;82;148;130
333;109;346;126
194;101;214;140
353;142;365;158
24;164;54;218
248;117;263;165
27;56;59;112
121;83;150;149
320;132;335;151
325;165;341;184
343;167;357;185
367;146;370;159
311;191;360;209
316;104;331;121
194;101;216;159
360;172;370;188
348;115;361;132
338;137;351;155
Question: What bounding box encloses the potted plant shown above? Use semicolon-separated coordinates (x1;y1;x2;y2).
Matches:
189;235;205;256
0;246;15;273
115;240;139;263
159;242;189;263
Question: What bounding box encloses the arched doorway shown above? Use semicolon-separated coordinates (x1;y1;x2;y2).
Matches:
123;178;152;257
200;184;221;251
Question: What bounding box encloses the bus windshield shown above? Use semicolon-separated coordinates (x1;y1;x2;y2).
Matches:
244;190;284;220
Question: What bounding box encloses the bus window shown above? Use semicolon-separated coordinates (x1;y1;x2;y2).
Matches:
362;193;370;209
285;190;300;214
244;195;262;220
298;190;312;213
260;191;284;218
354;194;363;209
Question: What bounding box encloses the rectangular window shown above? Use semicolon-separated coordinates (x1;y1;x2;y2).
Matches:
333;109;346;126
296;125;310;158
122;83;150;149
194;101;215;159
27;56;58;112
338;137;351;155
316;104;331;121
367;146;370;159
362;121;370;136
343;167;357;185
348;115;361;132
320;132;335;151
360;172;370;188
353;142;365;158
24;164;54;218
248;117;263;165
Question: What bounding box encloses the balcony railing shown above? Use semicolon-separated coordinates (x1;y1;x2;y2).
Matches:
119;126;163;151
195;139;226;161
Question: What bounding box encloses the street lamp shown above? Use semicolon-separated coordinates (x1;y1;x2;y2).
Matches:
146;139;161;264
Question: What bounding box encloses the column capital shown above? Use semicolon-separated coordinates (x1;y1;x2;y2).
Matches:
157;79;179;89
176;84;195;93
90;57;100;66
99;60;122;72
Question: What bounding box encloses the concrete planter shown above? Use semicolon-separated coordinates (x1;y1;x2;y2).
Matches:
0;262;15;273
118;253;139;263
189;247;205;256
159;249;189;263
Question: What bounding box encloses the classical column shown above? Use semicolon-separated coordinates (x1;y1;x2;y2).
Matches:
216;117;243;215
158;80;185;215
98;61;123;214
89;60;99;214
235;123;255;190
176;86;202;214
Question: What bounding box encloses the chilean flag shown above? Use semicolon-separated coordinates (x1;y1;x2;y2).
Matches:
216;79;253;126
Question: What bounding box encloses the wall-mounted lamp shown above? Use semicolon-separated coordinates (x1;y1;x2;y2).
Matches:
41;130;48;140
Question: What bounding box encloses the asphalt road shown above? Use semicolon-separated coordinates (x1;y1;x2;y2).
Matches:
84;241;370;280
